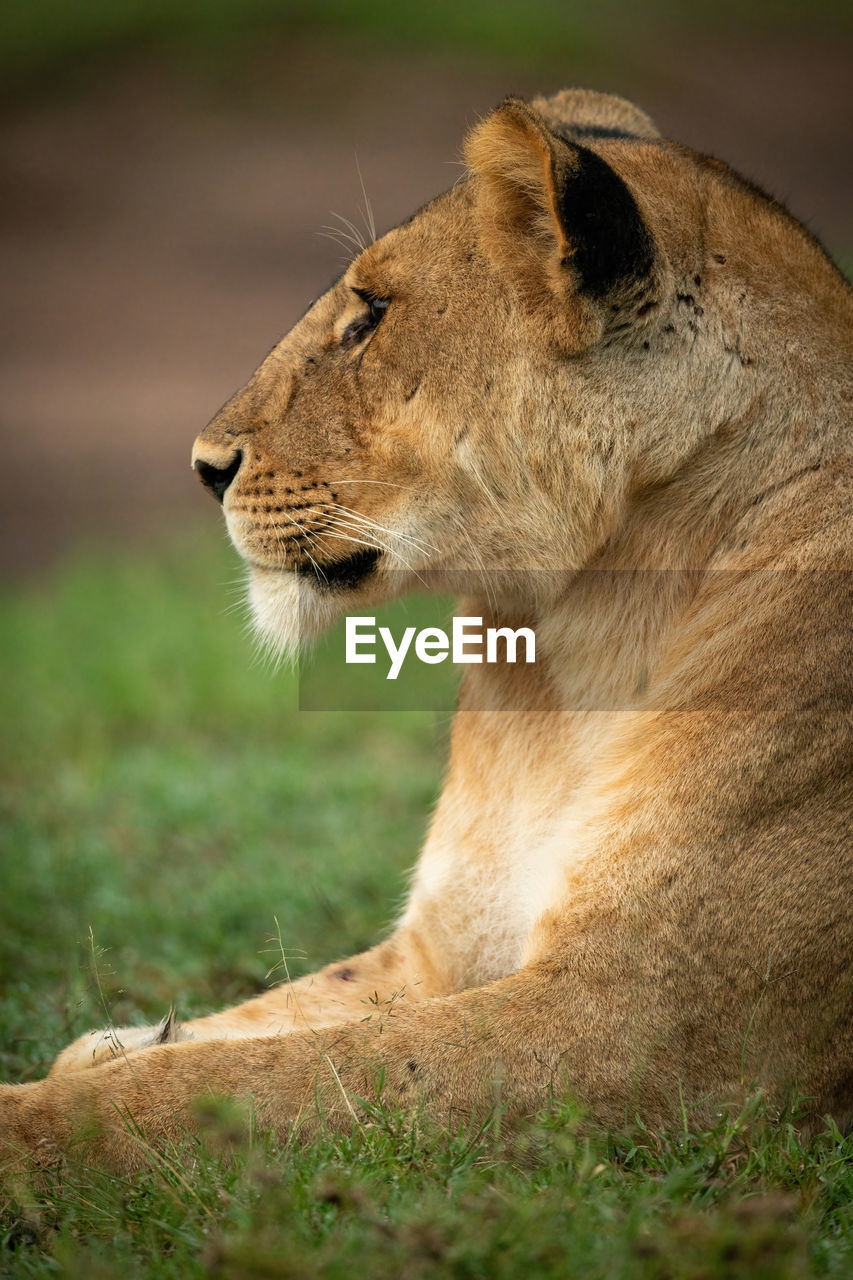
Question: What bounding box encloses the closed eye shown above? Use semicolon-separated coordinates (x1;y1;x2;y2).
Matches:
341;289;390;349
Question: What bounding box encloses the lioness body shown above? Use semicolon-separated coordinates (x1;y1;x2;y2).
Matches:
3;90;851;1171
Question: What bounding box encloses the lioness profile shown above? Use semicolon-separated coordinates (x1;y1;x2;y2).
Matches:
2;89;851;1171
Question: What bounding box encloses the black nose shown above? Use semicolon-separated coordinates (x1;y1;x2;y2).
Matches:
194;450;243;503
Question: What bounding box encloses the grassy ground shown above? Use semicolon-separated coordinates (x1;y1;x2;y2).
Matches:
2;532;853;1277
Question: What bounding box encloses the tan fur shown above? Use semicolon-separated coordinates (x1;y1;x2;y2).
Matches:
3;89;852;1173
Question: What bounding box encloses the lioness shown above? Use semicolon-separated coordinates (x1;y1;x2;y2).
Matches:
2;89;851;1172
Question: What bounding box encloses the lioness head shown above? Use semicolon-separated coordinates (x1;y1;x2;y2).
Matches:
192;88;844;657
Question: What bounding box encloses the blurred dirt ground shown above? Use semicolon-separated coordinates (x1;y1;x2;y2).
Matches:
1;32;850;575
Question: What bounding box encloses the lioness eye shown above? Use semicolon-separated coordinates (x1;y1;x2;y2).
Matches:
367;296;389;323
341;290;390;348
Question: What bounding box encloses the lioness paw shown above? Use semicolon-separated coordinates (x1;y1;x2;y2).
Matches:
49;1009;186;1075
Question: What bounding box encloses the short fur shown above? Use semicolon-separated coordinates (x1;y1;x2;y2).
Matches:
2;89;851;1173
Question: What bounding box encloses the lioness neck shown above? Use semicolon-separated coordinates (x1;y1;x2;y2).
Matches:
403;377;850;988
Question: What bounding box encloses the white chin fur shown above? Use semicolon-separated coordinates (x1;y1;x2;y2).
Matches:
248;569;339;664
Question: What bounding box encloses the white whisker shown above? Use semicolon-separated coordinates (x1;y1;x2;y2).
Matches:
354;153;377;244
325;501;438;554
318;525;429;591
318;230;358;263
327;210;368;255
326;479;411;490
466;457;504;516
272;512;328;589
292;504;430;558
449;512;499;614
319;226;361;253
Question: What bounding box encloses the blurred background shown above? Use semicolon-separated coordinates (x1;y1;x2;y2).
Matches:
1;0;851;572
0;0;850;1078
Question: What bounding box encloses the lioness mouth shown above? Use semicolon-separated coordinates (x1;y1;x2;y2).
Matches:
297;547;381;591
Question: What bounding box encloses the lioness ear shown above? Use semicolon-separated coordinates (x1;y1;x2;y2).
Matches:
465;97;655;351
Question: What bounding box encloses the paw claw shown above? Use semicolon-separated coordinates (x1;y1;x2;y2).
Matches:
156;1007;176;1044
49;1011;186;1075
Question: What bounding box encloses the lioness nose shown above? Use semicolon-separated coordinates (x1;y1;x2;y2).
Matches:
192;446;243;503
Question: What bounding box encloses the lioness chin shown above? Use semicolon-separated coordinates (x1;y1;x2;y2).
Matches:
2;88;851;1174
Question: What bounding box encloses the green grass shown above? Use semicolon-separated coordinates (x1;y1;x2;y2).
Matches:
2;531;853;1277
0;530;447;1078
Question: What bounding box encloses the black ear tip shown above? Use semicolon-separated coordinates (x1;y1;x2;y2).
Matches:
554;142;654;297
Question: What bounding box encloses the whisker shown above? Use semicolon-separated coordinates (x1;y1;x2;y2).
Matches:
319;227;361;254
317;230;358;263
295;503;434;561
221;596;251;618
272;512;328;588
316;523;429;591
325;501;438;554
334;209;369;252
286;499;412;545
325;479;411;490
354;153;377;244
263;501;433;592
450;513;499;614
466;458;504;516
327;519;427;588
323;532;430;592
327;210;368;255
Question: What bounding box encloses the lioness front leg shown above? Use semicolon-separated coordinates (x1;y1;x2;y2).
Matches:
49;928;449;1075
2;969;575;1175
